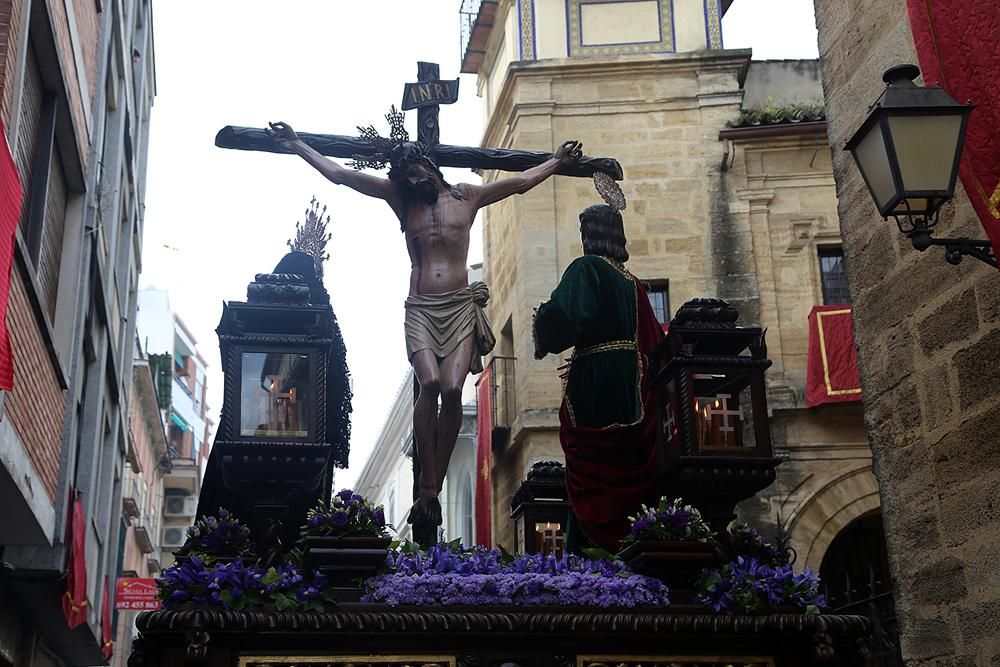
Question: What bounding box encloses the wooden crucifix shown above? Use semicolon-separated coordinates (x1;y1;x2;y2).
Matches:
215;62;623;180
216;62;623;549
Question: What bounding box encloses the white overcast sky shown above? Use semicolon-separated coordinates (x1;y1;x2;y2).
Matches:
141;1;819;490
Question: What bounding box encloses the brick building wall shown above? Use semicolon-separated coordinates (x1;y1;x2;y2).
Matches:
813;0;1000;663
5;264;65;501
0;0;25;126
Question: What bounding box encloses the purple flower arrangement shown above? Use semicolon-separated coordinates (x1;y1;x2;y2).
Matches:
361;544;670;607
624;497;714;543
175;508;253;561
726;523;788;566
302;489;389;539
695;556;825;614
156;556;336;612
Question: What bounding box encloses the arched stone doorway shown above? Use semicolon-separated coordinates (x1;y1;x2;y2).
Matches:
820;512;902;666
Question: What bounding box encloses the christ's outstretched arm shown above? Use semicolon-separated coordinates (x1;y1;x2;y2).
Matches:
267;122;405;219
470;140;583;209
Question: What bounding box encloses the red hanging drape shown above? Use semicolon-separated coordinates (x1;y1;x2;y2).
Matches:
474;364;493;547
61;490;89;628
101;575;114;659
806;306;862;407
0;117;23;389
906;0;1000;258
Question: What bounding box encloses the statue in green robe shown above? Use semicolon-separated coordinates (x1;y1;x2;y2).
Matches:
532;204;665;552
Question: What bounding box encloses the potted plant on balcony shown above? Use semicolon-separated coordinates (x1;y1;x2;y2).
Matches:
617;497;721;601
300;489;391;600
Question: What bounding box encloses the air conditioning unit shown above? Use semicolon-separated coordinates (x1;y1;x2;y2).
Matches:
163;495;198;518
161;526;188;550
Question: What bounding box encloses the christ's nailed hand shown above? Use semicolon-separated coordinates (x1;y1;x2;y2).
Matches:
266;121;300;150
555;140;583;166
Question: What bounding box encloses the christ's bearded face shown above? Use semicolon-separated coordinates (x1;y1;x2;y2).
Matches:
402;163;440;205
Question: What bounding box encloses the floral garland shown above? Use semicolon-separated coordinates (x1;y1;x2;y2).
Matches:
156;557;335;612
362;544;669;608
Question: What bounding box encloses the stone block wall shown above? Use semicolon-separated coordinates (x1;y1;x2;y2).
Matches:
479;51;750;546
813;0;1000;662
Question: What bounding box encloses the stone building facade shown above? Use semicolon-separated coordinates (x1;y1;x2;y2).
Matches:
460;0;890;635
0;0;156;664
812;0;1000;663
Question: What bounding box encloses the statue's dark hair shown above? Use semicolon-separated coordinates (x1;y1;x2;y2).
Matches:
580;204;629;263
386;142;465;231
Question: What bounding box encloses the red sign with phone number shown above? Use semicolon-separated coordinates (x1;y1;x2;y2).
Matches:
115;578;160;611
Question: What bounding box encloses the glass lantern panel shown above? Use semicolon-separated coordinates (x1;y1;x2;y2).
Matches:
691;372;755;450
662;378;681;449
888;114;963;192
240;352;310;438
892;197;929;215
853;122;897;210
534;521;565;559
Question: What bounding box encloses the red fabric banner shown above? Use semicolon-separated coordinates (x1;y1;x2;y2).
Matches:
0;117;22;389
806;306;862;407
101;575;114;659
474;364;493;547
61;491;89;628
906;0;1000;254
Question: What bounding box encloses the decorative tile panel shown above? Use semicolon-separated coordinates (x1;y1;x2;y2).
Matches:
704;0;723;49
566;0;675;57
518;0;537;60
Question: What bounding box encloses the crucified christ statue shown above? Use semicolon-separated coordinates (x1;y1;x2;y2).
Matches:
265;121;583;542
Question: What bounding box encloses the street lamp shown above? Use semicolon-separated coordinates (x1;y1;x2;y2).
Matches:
845;64;994;267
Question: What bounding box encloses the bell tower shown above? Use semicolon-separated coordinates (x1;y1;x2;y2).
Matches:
459;0;747;549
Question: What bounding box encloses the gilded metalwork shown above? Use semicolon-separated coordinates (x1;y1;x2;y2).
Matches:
574;339;637;358
704;0;723;49
287;197;332;276
594;171;627;211
238;656;456;667
578;657;774;667
567;0;675;58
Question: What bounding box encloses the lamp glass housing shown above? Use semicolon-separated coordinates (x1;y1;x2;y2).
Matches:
845;64;972;221
239;350;313;439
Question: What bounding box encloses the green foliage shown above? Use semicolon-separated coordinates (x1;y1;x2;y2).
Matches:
731;98;825;128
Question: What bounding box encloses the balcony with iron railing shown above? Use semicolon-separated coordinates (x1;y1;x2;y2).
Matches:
483;355;515;449
133;518;155;554
459;0;498;74
122;470;142;519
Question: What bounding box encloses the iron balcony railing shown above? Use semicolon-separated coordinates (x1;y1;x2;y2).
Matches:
484;355;515;448
459;0;498;74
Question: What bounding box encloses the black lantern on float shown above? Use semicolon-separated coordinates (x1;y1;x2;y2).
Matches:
510;461;569;557
845;64;994;267
651;298;780;532
197;200;352;561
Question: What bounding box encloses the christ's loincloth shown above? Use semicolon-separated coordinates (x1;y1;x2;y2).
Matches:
404;281;496;374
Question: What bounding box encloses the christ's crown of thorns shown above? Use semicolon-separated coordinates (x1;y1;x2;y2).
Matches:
349;106;627;212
